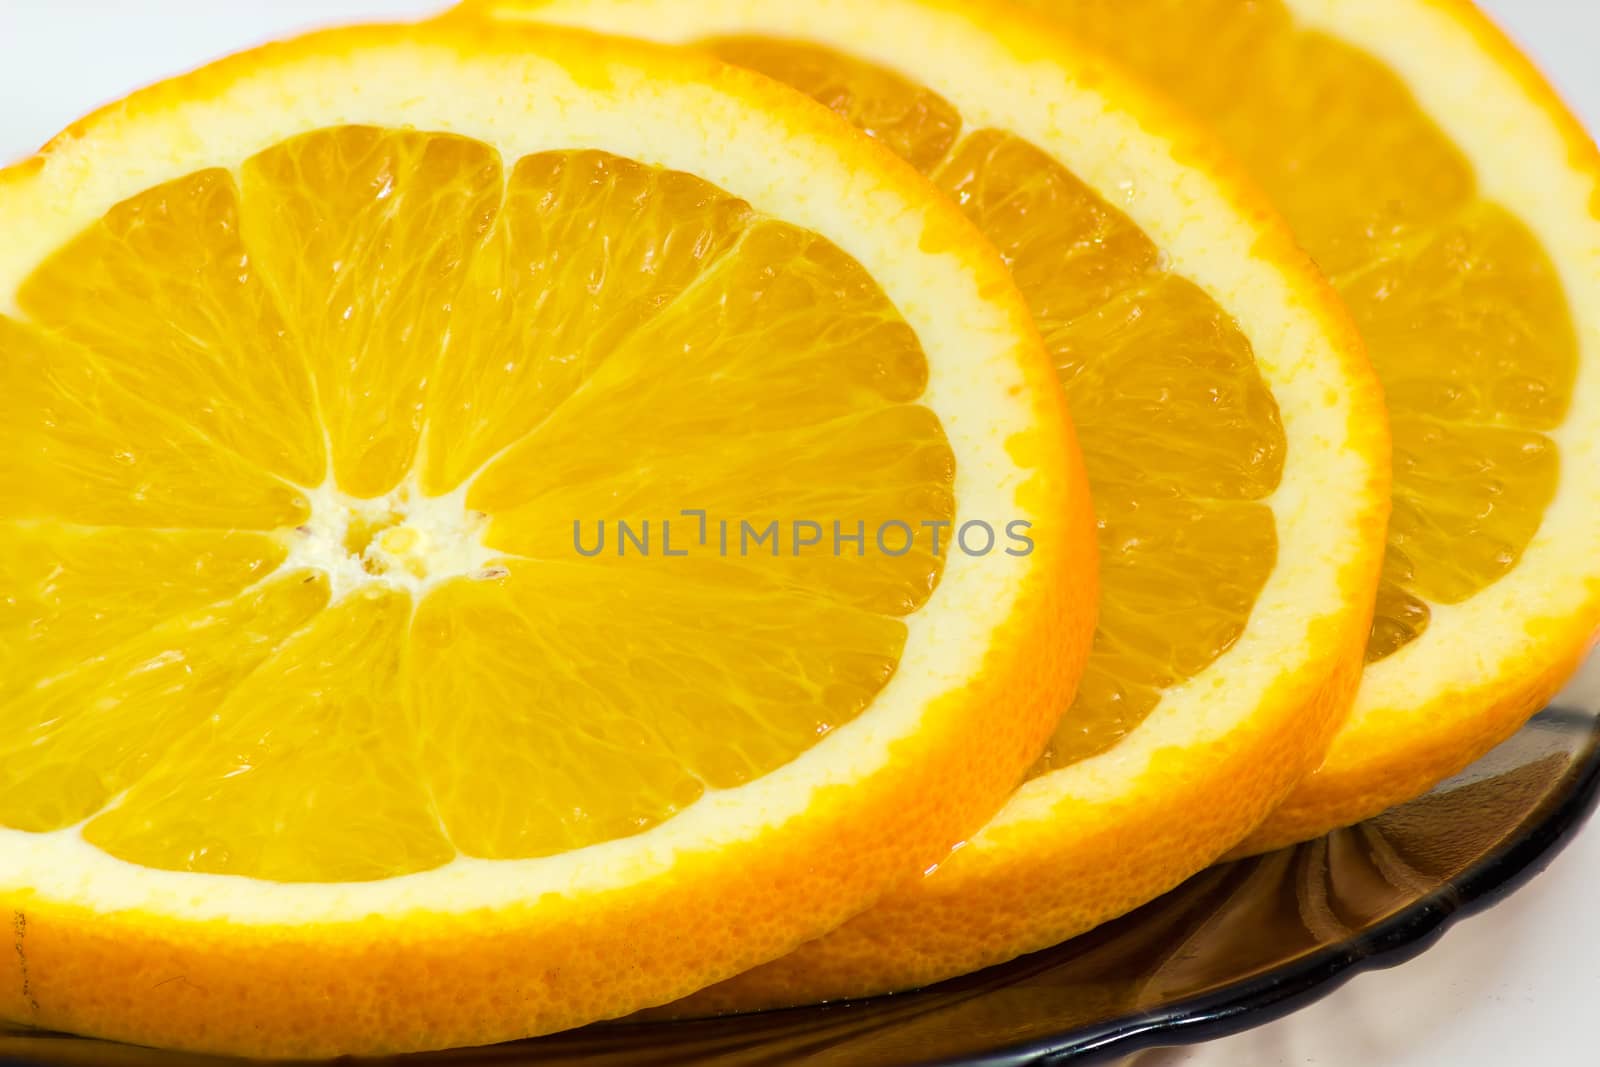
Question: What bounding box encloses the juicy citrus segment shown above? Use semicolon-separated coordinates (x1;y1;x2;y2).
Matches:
700;39;1286;765
410;574;698;859
1033;272;1281;765
470;218;952;614
0;574;329;834
483;403;953;616
80;588;452;882
411;563;907;859
1;129;957;881
933;129;1284;765
238;126;503;498
1389;415;1558;599
702;37;963;173
1033;1;1474;277
0;315;310;530
932;130;1163;320
15;171;326;489
1349;202;1571;615
0;526;287;703
1040;0;1579;662
468;218;937;503
421;151;755;494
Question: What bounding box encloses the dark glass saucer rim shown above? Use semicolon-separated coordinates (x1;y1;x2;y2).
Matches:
936;705;1600;1067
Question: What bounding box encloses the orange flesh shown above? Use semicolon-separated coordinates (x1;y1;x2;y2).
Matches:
1029;0;1578;662
705;37;1286;768
0;128;953;880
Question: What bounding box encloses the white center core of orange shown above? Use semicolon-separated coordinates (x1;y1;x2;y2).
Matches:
282;482;500;599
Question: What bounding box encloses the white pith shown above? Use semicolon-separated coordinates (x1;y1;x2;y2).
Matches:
284;479;501;600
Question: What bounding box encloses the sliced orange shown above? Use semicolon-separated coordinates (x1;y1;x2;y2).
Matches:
471;0;1391;1007
1036;0;1600;851
0;21;1096;1057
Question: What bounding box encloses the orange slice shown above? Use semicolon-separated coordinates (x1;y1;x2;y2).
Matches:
0;21;1095;1057
1037;0;1600;852
470;0;1391;1007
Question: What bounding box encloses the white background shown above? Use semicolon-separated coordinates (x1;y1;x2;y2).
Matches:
1;2;1597;1066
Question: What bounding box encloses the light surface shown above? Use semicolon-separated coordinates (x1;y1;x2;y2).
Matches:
1;0;1596;1063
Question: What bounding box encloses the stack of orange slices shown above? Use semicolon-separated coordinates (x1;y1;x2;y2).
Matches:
0;0;1594;1058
